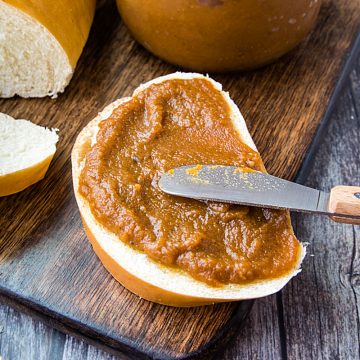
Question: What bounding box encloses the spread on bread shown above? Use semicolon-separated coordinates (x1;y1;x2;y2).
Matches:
77;77;301;286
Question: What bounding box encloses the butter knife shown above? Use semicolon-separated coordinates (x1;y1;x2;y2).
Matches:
159;165;360;225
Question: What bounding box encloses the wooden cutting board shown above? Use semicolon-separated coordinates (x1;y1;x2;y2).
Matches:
0;1;359;359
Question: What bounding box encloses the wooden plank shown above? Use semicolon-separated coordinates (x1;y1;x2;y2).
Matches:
0;305;65;360
221;296;282;360
0;0;359;358
281;60;360;360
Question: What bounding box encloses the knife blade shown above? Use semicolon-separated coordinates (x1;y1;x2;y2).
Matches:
158;165;333;216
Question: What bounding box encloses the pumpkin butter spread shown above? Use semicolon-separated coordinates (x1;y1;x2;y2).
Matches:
79;78;301;286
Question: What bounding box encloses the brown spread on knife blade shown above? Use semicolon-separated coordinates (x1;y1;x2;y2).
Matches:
79;78;301;286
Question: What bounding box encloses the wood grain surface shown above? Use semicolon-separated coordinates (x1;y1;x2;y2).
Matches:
0;0;359;358
0;39;359;360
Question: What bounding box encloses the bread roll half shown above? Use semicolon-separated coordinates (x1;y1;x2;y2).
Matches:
72;73;305;307
0;0;96;98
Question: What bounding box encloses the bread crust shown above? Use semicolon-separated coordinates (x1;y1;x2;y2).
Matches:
72;73;305;306
0;154;54;196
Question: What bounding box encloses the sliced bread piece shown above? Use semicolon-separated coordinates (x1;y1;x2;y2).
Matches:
0;112;58;196
72;73;305;307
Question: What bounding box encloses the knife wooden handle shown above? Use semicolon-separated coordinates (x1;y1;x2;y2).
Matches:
329;186;360;224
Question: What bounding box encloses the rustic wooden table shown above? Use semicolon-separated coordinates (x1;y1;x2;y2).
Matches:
0;56;359;360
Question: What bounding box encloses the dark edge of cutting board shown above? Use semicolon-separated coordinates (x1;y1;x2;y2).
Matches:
0;32;359;359
0;290;253;360
296;29;360;185
0;291;145;360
